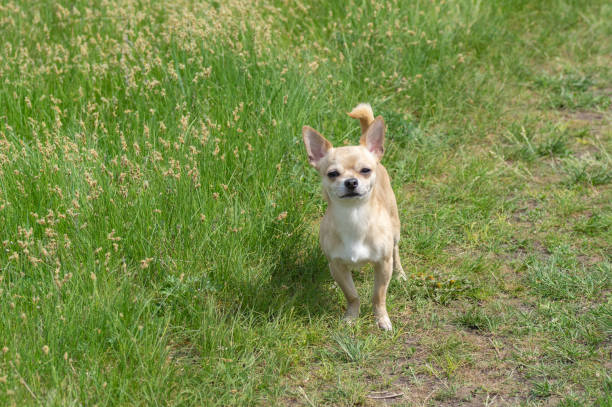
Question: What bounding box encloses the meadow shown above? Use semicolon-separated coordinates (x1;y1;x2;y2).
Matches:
0;0;610;405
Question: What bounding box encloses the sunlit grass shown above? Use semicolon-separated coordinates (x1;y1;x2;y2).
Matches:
1;0;610;405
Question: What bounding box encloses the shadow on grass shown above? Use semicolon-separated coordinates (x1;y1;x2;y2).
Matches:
220;232;338;321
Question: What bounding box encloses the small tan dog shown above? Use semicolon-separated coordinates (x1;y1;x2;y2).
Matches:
303;103;406;331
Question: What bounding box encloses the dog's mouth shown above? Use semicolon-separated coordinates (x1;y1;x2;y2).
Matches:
341;191;362;198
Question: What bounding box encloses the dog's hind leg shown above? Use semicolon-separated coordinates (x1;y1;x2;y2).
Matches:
393;243;407;281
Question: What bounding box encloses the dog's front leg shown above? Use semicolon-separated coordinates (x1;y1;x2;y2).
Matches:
329;260;360;321
373;257;393;331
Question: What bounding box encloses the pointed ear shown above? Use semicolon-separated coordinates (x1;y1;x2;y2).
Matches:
364;116;385;160
302;126;333;168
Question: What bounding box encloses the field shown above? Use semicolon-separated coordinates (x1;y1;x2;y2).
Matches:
0;0;610;405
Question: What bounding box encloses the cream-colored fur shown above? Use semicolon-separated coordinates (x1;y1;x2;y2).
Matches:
303;103;406;331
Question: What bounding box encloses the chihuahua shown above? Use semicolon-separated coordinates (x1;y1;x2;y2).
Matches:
302;103;406;331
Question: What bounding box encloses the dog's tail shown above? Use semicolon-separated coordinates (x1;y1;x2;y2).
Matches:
347;103;375;144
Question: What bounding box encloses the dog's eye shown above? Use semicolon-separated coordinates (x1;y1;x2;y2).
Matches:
327;170;340;178
360;168;371;174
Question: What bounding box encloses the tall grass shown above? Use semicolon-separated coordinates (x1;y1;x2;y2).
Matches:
1;0;610;405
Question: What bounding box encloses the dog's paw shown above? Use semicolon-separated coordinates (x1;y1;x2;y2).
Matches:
344;301;360;321
394;272;407;281
343;312;359;326
376;315;393;331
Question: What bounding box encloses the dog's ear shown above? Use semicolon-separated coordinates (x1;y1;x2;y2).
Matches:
364;116;385;160
303;126;333;168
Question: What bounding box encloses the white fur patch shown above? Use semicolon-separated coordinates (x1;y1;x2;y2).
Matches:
327;204;381;264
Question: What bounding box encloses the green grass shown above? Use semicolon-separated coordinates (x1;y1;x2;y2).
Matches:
0;0;611;405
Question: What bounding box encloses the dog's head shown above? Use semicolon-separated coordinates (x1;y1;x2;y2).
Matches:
302;117;385;204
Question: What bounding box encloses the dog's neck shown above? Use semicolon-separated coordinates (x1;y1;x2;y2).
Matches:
328;197;374;238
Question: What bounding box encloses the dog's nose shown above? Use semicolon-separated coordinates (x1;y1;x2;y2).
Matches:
344;178;358;190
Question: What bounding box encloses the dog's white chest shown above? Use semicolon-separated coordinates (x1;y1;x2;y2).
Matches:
337;238;371;264
325;205;379;265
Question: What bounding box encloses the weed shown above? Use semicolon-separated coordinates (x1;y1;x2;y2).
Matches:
531;379;553;398
561;154;612;186
329;333;376;364
455;305;500;332
406;273;476;305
